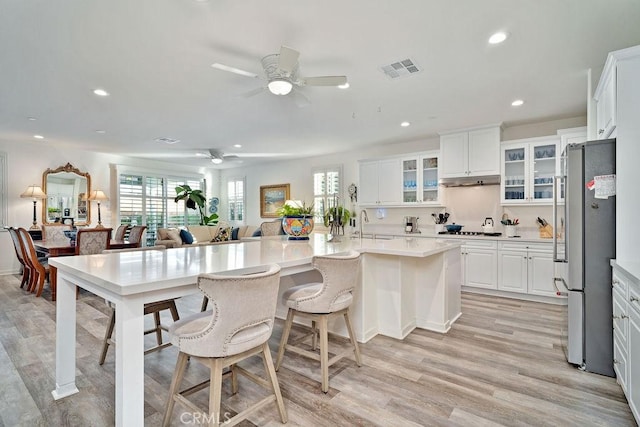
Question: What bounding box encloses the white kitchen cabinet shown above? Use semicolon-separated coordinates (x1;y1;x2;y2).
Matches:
440;125;502;178
462;240;497;290
594;64;617;139
498;242;561;299
501;136;561;205
400;151;440;205
358;158;402;206
611;261;640;423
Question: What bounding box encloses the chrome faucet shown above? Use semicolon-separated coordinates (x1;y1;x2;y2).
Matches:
359;209;369;240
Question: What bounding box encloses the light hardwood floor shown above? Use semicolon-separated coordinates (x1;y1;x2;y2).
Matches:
0;273;636;426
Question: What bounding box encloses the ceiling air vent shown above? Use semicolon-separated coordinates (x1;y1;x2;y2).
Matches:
380;58;421;79
154;137;180;145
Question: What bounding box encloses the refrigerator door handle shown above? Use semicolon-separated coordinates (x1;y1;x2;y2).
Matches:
552;175;567;263
553;277;569;296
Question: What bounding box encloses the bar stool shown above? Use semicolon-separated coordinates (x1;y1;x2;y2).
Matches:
162;264;287;427
275;250;362;393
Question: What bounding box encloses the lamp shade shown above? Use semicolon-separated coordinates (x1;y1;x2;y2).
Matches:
20;185;47;199
87;190;109;201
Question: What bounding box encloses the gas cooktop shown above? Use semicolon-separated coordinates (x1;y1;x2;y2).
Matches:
438;231;503;236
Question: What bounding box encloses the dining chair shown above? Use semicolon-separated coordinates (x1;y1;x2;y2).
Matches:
114;224;130;241
162;264;287;427
275;250;362;393
98;245;179;365
8;227;31;289
16;227;52;297
75;228;113;255
127;225;147;247
41;223;73;241
260;220;283;236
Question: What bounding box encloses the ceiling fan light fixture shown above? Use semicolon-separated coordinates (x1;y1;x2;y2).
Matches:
211;157;223;164
268;79;293;95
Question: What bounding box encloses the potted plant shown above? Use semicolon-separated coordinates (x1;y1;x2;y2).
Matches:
174;185;219;225
323;206;352;235
276;200;315;240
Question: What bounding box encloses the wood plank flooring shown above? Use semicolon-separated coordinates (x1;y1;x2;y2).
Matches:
0;273;636;426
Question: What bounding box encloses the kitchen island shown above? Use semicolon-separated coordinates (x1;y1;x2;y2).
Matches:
49;234;461;427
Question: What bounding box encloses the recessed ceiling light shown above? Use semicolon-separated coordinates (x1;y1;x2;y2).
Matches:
338;82;350;89
511;99;524;107
233;144;242;148
93;88;109;96
34;135;44;139
27;117;37;121
154;137;180;144
95;129;106;134
489;32;508;44
400;121;411;127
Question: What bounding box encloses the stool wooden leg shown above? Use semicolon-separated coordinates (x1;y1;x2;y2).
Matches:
262;342;288;423
319;315;329;393
344;312;362;366
169;302;180;321
275;309;294;371
162;352;189;427
311;320;318;351
208;358;224;427
99;308;116;365
153;311;163;345
230;364;238;394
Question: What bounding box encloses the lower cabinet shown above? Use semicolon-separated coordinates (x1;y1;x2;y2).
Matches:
462;240;497;290
498;242;560;298
612;262;640;424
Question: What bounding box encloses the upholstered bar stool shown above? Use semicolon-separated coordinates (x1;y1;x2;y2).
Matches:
98;245;179;365
162;264;287;427
275;250;362;393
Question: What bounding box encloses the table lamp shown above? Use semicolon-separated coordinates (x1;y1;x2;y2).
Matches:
20;185;47;230
86;190;109;228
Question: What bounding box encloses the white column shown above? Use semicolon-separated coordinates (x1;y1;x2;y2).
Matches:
52;273;80;399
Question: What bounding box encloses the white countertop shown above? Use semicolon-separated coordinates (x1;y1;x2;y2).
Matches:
49;234;461;295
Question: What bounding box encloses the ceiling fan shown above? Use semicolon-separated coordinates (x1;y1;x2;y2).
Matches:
211;45;348;100
202;149;239;164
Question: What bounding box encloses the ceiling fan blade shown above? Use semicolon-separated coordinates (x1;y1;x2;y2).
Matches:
291;88;311;108
211;63;259;78
240;87;266;98
277;45;300;74
303;76;348;86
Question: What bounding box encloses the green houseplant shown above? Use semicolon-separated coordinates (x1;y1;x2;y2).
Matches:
174;185;219;225
323;206;353;235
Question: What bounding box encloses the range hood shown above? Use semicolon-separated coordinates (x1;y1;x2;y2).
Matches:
439;175;501;187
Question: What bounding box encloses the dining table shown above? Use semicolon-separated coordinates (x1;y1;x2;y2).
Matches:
48;234;461;426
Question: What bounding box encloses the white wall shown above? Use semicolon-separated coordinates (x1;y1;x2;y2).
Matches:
0;140;218;274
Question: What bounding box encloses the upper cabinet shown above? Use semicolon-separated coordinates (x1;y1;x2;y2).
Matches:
400;151;440;205
501;136;560;205
439;125;502;178
594;59;617;139
358;158;402;206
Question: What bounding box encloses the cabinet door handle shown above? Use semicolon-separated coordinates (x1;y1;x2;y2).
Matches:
614;358;620;364
613;315;620;319
598;129;605;135
622;314;629;319
631;296;639;303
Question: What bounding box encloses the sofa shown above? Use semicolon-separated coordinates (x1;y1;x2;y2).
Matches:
155;224;257;248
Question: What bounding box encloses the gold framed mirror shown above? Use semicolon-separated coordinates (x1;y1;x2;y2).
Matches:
42;163;91;226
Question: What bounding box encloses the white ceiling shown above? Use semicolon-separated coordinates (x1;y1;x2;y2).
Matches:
2;1;640;168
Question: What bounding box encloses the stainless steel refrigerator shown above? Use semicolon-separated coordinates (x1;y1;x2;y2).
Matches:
553;138;615;377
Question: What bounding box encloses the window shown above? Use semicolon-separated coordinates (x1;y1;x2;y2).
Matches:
118;171;204;245
313;166;341;222
227;177;245;222
0;152;6;228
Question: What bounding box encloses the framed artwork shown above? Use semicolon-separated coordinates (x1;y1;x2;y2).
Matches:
260;184;290;218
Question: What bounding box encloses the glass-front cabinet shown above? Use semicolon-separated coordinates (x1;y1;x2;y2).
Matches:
401;151;440;205
501;136;561;205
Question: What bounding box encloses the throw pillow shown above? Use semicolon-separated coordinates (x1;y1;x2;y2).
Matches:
179;229;194;244
231;227;240;241
211;226;231;242
165;229;182;245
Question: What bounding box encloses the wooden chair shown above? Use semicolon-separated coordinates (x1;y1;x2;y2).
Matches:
260;220;283;236
275;250;362;393
98;245;179;365
41;223;73;241
8;227;31;288
114;224;130;241
75;228;113;255
162;264;287;427
16;227;53;297
127;225;147;247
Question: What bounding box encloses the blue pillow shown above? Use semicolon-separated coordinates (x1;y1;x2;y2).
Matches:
231;227;240;240
252;228;262;237
179;229;194;244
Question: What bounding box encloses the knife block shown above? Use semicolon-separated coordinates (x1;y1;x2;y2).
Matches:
539;224;553;239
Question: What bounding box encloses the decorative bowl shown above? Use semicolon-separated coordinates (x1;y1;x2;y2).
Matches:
281;216;314;240
445;224;463;232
